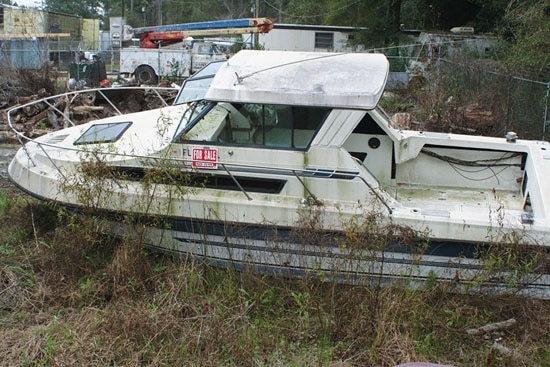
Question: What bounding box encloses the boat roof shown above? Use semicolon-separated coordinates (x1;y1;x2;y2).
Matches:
205;50;389;109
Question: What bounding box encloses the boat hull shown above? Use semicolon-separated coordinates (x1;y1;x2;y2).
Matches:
7;137;550;299
110;214;550;299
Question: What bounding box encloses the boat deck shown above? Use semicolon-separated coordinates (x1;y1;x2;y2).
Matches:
393;185;525;213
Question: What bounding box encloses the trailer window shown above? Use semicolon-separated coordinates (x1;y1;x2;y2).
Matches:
314;32;334;50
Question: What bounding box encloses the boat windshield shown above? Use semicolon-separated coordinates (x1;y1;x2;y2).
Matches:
174;60;225;105
176;101;330;150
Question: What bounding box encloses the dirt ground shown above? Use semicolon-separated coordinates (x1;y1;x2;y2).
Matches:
0;144;19;191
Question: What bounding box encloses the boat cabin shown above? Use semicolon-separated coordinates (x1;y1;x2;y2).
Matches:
165;50;535;244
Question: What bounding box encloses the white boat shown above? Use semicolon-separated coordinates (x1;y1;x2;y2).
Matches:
8;51;550;298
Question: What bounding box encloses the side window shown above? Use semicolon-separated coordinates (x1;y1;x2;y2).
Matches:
290;106;330;148
180;102;329;149
314;32;334;50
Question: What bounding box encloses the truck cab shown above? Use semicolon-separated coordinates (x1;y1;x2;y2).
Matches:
120;40;227;85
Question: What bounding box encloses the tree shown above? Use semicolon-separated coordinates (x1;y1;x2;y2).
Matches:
44;0;105;18
498;0;550;80
399;0;508;32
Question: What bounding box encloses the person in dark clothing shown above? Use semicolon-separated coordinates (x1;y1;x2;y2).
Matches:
90;55;109;87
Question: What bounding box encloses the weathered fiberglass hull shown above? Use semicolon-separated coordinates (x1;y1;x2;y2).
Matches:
8;51;550;299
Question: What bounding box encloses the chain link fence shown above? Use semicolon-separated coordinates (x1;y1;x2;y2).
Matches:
380;39;549;141
429;57;549;140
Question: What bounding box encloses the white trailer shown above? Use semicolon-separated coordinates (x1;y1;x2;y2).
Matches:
248;24;365;53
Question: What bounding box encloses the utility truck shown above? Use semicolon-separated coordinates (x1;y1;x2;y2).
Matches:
119;18;273;84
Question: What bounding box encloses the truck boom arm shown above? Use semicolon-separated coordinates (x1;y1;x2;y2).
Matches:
134;18;273;48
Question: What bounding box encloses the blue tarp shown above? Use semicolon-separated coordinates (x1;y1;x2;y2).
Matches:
0;39;49;69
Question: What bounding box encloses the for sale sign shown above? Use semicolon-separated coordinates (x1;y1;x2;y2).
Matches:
191;147;218;169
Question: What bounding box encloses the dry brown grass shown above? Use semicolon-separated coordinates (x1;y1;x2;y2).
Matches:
0;191;549;366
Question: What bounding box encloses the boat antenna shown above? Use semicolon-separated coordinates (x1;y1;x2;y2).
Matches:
234;72;244;85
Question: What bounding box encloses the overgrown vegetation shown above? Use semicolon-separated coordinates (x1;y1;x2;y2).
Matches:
0;188;549;366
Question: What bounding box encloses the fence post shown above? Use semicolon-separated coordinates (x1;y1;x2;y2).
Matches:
543;82;550;141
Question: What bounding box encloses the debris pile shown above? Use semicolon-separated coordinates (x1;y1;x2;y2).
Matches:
455;103;495;132
1;87;178;143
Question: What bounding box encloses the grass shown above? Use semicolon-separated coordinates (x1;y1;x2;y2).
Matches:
0;189;549;366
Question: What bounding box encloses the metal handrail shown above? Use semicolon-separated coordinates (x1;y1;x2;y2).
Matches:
7;86;178;168
7;86;178;144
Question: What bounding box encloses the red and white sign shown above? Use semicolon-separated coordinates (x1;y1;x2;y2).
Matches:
191;147;218;169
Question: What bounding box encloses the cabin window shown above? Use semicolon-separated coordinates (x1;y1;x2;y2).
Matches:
178;102;329;149
174;60;224;105
314;32;334;50
352;112;387;135
74;121;132;145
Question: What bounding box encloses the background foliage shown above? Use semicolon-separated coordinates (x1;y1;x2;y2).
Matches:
21;0;546;81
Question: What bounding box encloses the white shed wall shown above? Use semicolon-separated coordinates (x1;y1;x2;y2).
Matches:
246;28;357;53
